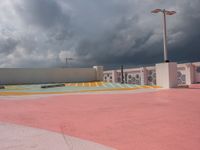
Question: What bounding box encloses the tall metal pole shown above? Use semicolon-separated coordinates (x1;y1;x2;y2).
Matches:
151;9;176;63
162;10;169;62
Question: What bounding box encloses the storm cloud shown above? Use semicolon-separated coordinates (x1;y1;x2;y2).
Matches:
0;0;199;69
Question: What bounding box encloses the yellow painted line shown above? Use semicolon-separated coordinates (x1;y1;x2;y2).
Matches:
146;86;154;89
135;85;143;89
0;92;66;96
141;85;156;89
0;87;139;96
140;85;151;88
151;85;161;88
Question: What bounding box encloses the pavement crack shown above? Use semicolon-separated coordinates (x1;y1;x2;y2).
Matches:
60;125;74;150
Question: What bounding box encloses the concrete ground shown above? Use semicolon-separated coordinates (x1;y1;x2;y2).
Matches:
0;122;115;150
0;88;200;150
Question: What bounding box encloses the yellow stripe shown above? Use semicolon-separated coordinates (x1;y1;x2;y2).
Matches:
0;88;139;96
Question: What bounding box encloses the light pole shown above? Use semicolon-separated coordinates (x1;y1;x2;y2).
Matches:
65;57;74;67
151;9;176;62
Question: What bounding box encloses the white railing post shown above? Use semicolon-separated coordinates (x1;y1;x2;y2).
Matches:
112;70;117;83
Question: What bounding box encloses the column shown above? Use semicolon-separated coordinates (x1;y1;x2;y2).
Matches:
185;63;195;85
156;62;178;88
93;66;104;81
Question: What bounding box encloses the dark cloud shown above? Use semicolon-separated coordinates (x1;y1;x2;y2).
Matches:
15;0;70;29
0;0;199;68
0;38;19;54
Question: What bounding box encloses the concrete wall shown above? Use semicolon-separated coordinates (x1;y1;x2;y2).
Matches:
0;67;103;85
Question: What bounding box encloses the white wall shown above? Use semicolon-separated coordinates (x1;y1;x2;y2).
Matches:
0;67;102;85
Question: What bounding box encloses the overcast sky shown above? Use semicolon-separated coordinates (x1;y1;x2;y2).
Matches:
0;0;199;69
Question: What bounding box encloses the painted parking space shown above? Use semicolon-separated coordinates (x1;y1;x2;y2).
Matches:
0;82;160;96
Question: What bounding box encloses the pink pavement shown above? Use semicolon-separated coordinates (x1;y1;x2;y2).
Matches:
0;89;200;150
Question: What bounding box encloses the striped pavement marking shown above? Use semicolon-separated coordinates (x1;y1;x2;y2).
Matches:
102;83;108;88
124;84;133;88
0;82;161;96
108;83;115;88
116;83;124;88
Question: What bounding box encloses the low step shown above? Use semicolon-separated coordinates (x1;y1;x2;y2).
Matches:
0;86;5;89
41;84;65;89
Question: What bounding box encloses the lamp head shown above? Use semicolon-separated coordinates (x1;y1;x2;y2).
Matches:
165;11;176;15
151;9;162;13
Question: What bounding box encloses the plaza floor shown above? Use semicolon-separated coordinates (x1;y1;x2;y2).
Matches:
0;89;200;150
0;87;200;150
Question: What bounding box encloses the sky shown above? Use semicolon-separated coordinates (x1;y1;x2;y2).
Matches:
0;0;200;69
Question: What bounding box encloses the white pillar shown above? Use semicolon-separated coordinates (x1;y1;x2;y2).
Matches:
93;66;104;81
111;70;117;83
140;67;148;85
185;63;195;85
156;62;177;88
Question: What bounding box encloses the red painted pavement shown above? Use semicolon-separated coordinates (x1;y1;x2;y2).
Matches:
0;89;200;150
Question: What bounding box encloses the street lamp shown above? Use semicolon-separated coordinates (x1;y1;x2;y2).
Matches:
151;9;176;62
65;57;74;67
